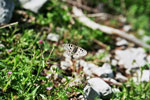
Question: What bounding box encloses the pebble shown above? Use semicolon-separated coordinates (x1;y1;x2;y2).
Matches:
111;59;118;66
115;72;128;82
123;25;132;32
116;37;128;46
84;78;112;100
47;33;59;42
19;0;47;13
79;60;114;78
60;59;72;70
115;47;146;70
0;0;14;24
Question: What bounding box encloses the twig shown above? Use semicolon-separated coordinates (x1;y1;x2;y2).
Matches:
93;39;107;49
0;22;18;29
64;0;126;23
72;7;150;48
63;0;99;13
87;13;112;19
102;78;122;86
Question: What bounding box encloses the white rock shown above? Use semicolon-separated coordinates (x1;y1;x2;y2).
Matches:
115;48;146;70
79;60;113;78
111;59;118;66
0;0;14;24
123;25;132;32
78;95;84;100
78;60;97;76
93;63;113;78
60;59;72;70
116;38;128;46
116;73;128;82
133;70;150;82
63;52;71;59
83;62;96;77
47;33;59;42
84;78;112;100
118;15;126;23
19;0;47;13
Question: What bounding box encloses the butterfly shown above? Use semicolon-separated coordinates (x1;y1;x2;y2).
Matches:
63;44;87;59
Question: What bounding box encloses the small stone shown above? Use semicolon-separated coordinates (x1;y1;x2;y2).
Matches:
123;25;132;32
47;33;59;42
111;59;118;66
0;0;15;24
84;78;112;100
116;38;128;46
101;63;114;78
91;63;114;78
19;0;47;13
115;47;146;70
79;60;97;76
78;95;84;100
116;72;128;82
63;52;71;59
84;63;98;77
79;60;113;78
60;59;72;70
118;15;126;23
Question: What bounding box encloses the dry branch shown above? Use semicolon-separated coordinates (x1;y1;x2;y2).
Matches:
72;7;150;48
0;22;18;29
64;0;126;23
93;39;107;49
64;0;99;13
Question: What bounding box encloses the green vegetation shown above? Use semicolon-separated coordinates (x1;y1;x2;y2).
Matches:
0;0;150;99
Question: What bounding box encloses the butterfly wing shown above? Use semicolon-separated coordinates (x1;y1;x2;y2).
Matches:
73;47;87;59
63;44;75;56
